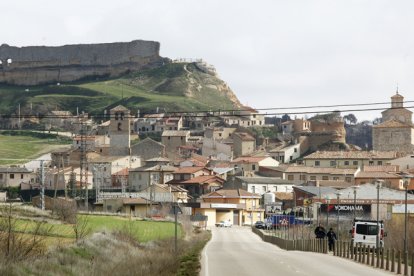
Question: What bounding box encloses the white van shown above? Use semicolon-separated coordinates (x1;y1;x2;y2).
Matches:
351;219;386;249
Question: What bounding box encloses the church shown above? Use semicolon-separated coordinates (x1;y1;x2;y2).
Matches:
372;92;414;153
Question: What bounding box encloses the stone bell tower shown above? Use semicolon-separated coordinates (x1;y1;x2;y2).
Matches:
109;105;131;156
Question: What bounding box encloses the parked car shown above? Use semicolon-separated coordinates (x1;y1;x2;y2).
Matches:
350;219;386;249
215;220;232;227
254;221;267;229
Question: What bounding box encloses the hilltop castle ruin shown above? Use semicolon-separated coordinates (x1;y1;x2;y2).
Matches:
0;40;166;86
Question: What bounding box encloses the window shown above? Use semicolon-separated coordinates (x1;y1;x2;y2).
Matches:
353;161;358;165
21;174;23;179
252;165;256;170
333;177;339;180
322;176;329;180
10;174;14;179
251;186;255;193
263;186;267;192
300;175;306;181
315;161;320;166
0;174;2;180
288;175;294;180
369;161;374;165
344;161;349;166
345;177;352;182
310;176;316;181
168;136;170;140
294;148;297;153
330;161;336;167
377;161;383;165
290;156;293;161
273;186;277;191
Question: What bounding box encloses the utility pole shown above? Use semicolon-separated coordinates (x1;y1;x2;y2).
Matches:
40;160;45;211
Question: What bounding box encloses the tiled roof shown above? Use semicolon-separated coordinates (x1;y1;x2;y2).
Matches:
129;164;176;172
236;176;300;185
284;166;357;175
233;132;255;141
363;165;399;172
110;105;129;111
274;192;293;200
0;167;32;173
161;130;189;136
172;166;207;174
232;156;267;163
355;171;401;179
112;168;129;176
181;175;224;184
373;119;413;129
304;151;397;160
202;189;260;198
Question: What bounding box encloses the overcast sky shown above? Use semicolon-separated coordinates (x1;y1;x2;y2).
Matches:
1;0;414;120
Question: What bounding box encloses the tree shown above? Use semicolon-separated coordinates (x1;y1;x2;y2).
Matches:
343;113;357;125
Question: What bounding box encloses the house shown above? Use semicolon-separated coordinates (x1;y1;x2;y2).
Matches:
303;151;397;169
231;156;280;176
233;132;256;158
90;155;141;189
190;189;264;227
128;164;176;192
354;171;404;190
179;153;208;167
131;137;166;161
283;165;359;184
0;166;35;188
161;130;190;158
140;183;189;203
233;176;299;195
95;197;157;217
269;143;301;163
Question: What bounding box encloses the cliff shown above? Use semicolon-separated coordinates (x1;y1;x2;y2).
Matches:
0;40;165;85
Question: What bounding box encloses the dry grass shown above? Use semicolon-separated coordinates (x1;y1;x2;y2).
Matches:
0;229;211;276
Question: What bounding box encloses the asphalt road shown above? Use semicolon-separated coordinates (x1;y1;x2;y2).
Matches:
201;227;393;276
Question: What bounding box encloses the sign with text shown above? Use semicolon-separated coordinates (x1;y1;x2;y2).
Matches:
321;204;371;214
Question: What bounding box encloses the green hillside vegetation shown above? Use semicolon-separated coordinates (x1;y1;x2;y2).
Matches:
0;131;71;165
0;63;240;116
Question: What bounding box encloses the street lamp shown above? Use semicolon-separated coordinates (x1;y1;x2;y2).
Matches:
351;186;360;221
335;191;342;240
325;196;330;228
402;175;413;254
375;179;384;249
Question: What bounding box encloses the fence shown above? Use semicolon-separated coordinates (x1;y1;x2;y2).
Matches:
252;227;413;275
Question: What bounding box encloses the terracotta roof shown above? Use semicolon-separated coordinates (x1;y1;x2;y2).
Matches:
232;156;268;163
373;119;413;129
145;157;170;162
181;158;206;167
181;175;225;184
284;166;357;175
172;166;207;174
363;165;399;173
274;192;293;201
112;168;129;176
355;171;402;179
233;132;255;141
304;151;397;160
202;189;260;198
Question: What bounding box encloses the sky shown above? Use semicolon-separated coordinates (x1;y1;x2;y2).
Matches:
1;0;414;121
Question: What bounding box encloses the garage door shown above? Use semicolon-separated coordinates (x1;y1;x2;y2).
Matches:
233;211;239;225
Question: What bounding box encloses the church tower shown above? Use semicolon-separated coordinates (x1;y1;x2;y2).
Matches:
381;92;412;124
109;105;131;156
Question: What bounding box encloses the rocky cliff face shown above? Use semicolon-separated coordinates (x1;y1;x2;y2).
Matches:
0;40;165;85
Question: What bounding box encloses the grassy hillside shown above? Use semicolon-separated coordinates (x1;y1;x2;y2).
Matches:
0;62;241;116
0;131;71;165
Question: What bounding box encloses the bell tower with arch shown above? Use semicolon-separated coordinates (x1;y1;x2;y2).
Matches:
109;105;131;156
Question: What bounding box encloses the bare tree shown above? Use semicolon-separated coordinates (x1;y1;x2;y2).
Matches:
73;215;91;242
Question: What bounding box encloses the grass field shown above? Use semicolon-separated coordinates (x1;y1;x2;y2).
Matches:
0;132;70;165
14;215;181;243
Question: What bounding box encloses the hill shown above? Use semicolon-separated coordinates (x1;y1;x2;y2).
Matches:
0;62;242;117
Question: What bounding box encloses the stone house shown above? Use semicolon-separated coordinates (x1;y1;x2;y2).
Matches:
131;137;165;161
233;132;256;158
269;143;301;163
231;156;280;176
303;151;397;169
161;130;190;158
283;165;359;184
128;164;176;192
232;176;299;195
0;167;35;188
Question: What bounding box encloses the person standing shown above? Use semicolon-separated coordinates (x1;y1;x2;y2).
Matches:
326;228;337;251
314;223;326;239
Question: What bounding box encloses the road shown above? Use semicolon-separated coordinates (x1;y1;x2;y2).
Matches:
201;227;393;276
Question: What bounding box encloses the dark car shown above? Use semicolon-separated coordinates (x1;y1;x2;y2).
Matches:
254;221;266;229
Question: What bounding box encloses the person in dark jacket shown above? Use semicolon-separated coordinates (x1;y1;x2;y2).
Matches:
314;223;326;239
326;228;337;251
